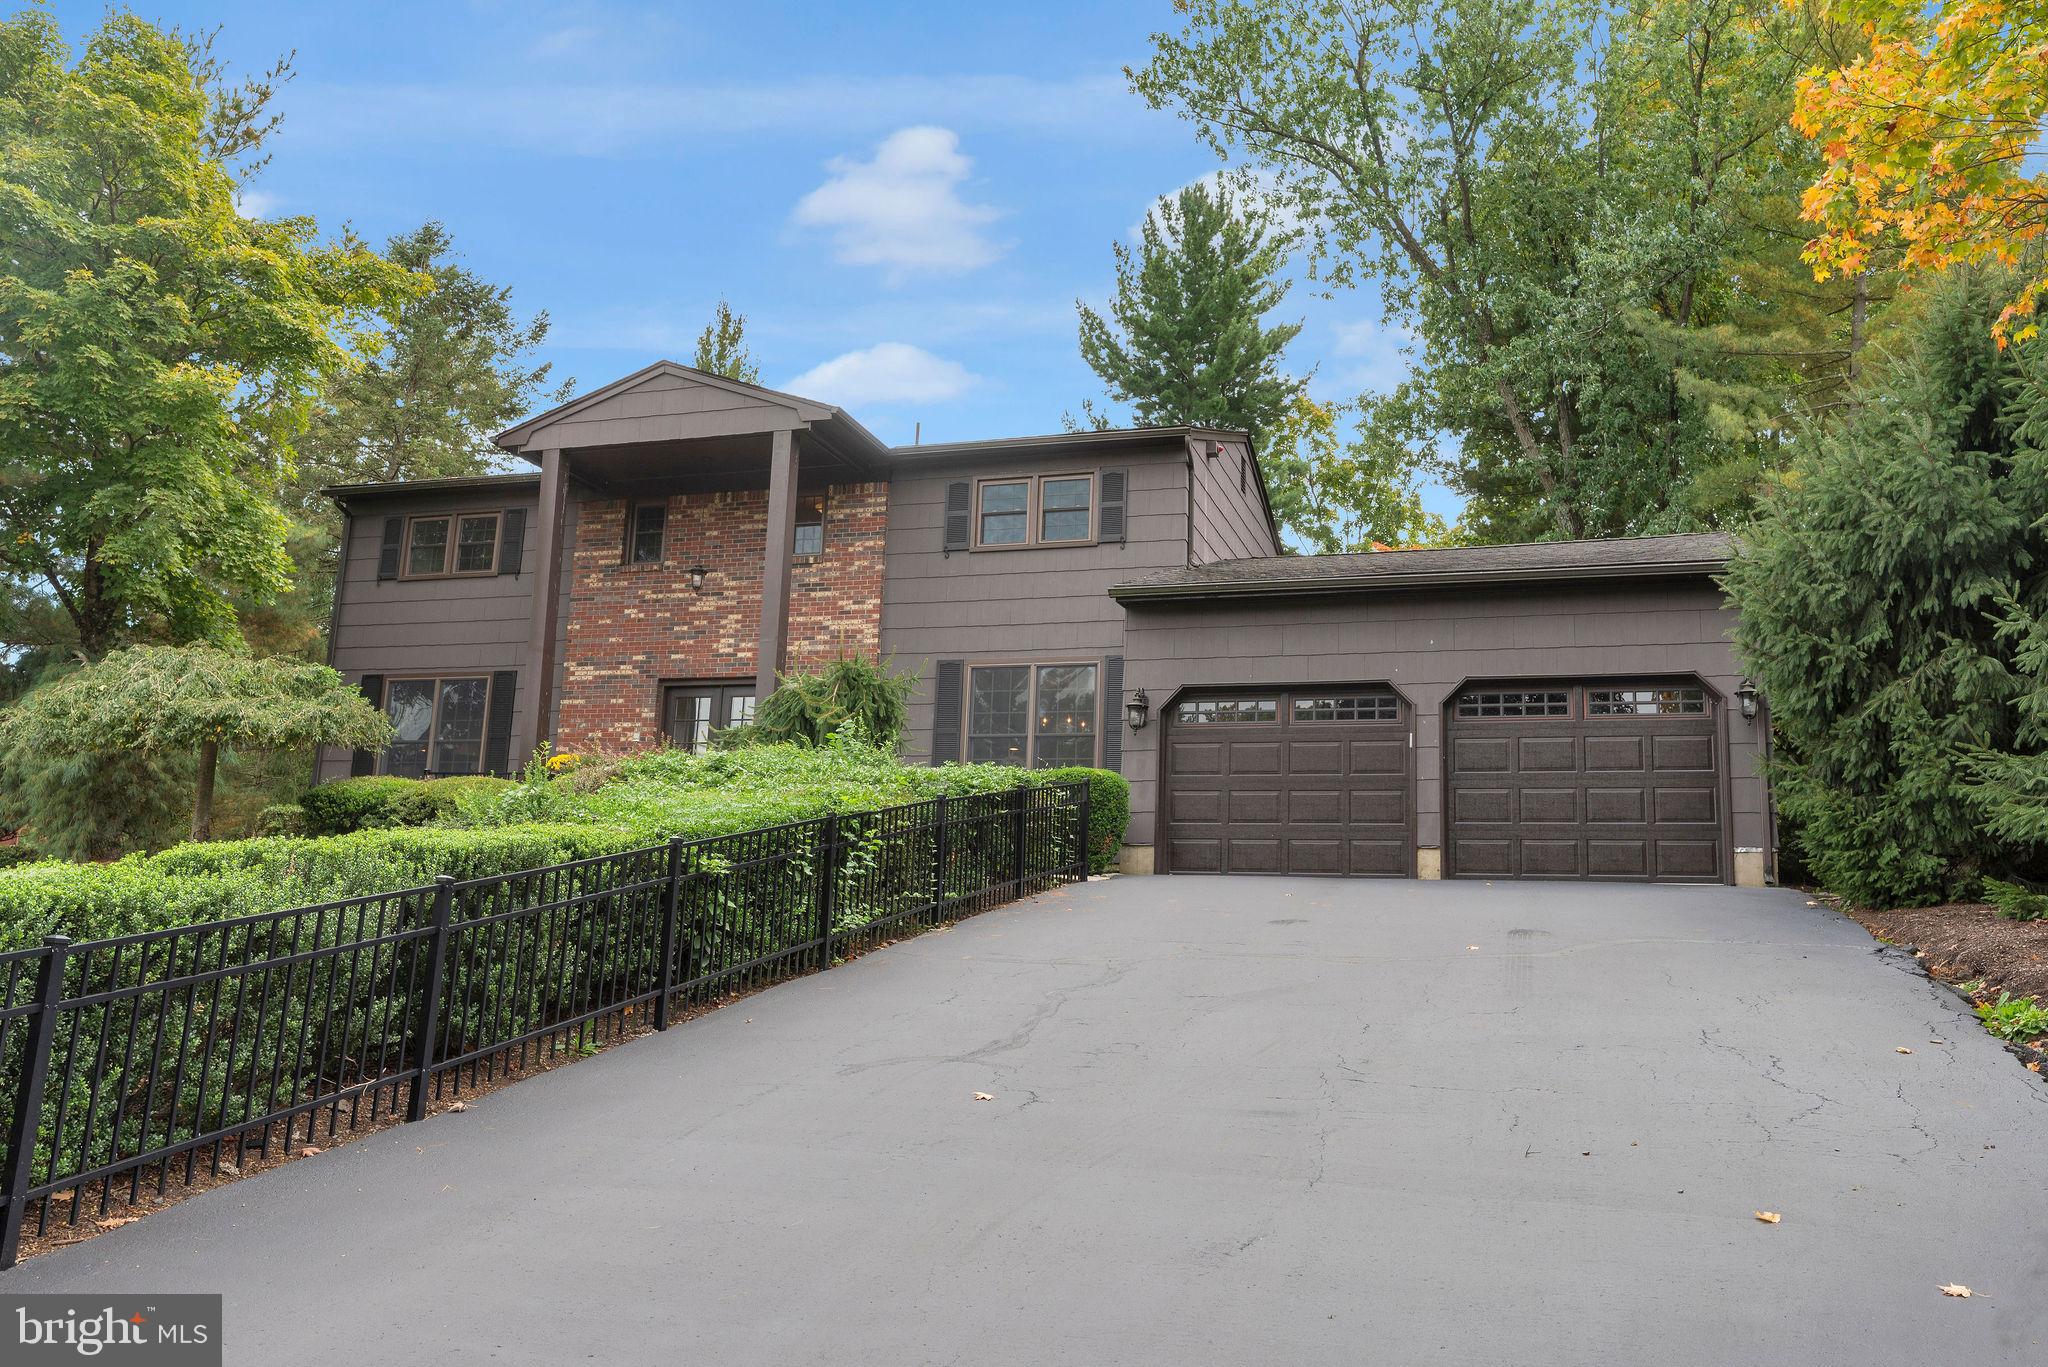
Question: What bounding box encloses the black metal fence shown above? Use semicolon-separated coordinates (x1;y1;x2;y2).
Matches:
0;781;1087;1268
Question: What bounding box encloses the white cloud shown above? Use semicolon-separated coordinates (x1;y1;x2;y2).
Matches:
1129;167;1304;244
792;127;1004;283
784;343;978;407
234;188;283;218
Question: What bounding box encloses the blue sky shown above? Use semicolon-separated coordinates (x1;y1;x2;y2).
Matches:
51;0;1453;517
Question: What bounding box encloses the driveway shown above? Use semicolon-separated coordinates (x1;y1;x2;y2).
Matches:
15;878;2047;1364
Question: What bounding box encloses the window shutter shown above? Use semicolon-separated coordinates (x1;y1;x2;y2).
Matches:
350;674;385;776
1098;469;1129;545
376;518;403;580
942;481;972;554
930;660;964;765
498;508;526;576
1101;656;1124;773
483;671;518;775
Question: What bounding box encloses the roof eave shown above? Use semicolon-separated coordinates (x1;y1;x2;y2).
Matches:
1109;559;1730;604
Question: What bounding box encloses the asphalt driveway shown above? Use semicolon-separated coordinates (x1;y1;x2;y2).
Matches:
15;877;2048;1364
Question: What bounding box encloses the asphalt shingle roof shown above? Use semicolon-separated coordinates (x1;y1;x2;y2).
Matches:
1110;532;1734;601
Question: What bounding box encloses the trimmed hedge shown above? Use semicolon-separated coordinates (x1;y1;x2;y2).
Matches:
297;775;516;836
1038;766;1129;874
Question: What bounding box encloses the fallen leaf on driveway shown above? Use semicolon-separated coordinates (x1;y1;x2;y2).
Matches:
973;1092;994;1101
1896;1047;1914;1054
98;1217;139;1229
1467;945;1480;951
1754;1211;1781;1224
299;1146;322;1157
1938;1284;1972;1298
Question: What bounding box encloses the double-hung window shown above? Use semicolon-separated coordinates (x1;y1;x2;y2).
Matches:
382;676;490;777
405;513;500;577
625;501;666;564
794;495;825;557
966;663;1098;767
974;474;1095;548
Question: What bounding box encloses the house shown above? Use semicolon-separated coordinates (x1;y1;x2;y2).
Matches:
320;361;1771;886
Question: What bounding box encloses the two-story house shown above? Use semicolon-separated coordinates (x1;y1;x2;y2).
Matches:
321;361;1772;887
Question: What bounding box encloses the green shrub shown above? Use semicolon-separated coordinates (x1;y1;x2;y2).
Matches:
1975;991;2048;1042
744;658;915;749
255;803;309;837
0;842;39;871
1037;767;1129;873
1982;878;2048;922
298;776;417;835
383;775;515;828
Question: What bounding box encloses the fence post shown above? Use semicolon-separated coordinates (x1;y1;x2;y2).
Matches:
1;935;69;1271
407;877;456;1124
1076;779;1092;880
654;837;684;1032
1011;786;1029;893
931;794;950;921
815;815;840;970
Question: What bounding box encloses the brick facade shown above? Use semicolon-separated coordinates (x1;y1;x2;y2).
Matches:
555;482;887;752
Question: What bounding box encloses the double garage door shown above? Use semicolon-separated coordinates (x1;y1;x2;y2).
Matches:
1164;681;1725;883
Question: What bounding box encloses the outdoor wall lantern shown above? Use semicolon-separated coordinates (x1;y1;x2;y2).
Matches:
688;564;708;593
1735;679;1760;720
1124;688;1151;731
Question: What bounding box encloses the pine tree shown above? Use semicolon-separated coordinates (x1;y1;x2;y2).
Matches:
1075;177;1302;443
1726;269;2048;906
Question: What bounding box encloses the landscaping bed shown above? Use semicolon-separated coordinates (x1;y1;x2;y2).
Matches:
1840;899;2048;1069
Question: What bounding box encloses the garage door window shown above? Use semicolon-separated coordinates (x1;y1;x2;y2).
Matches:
967;663;1098;767
1455;689;1570;718
1294;693;1399;722
1175;698;1278;724
1587;685;1709;716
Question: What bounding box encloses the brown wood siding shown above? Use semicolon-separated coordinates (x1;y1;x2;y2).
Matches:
1188;436;1278;565
317;488;541;782
879;445;1189;792
522;372;803;450
1117;579;1766;880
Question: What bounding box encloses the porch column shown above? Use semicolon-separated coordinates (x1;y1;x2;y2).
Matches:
523;448;568;757
756;428;800;701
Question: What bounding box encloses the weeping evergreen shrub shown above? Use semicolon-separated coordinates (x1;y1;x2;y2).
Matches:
733;657;915;749
1725;270;2048;907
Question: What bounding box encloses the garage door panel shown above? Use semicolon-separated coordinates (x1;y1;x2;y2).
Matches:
1350;740;1407;775
1351;789;1408;825
1230;742;1282;775
1171;742;1223;776
1519;787;1578;823
1288;740;1343;774
1448;684;1724;884
1170;838;1222;872
1170;788;1223;824
1288;839;1345;874
1227;788;1282;823
1349;840;1409;876
1227;838;1282;873
1289;788;1343;824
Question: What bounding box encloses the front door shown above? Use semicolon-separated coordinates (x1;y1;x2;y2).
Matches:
663;682;756;753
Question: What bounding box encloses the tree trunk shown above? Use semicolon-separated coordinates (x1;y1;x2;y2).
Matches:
191;739;219;843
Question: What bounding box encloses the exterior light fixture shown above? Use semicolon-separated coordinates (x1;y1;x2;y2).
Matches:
1735;679;1759;720
1124;687;1150;731
688;564;708;593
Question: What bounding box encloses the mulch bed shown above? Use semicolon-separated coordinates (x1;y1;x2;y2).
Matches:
1835;898;2048;1074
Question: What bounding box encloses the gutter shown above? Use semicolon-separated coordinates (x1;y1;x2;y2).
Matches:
1109;559;1730;604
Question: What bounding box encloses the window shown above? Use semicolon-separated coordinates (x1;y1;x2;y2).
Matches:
626;501;666;564
1588;686;1709;716
405;513;500;577
382;677;490;776
794;496;825;557
1175;698;1279;725
663;684;754;754
1455;689;1571;718
975;474;1095;548
1294;693;1399;722
966;663;1098;767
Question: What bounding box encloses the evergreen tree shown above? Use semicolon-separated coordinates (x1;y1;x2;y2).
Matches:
693;300;762;384
1075;177;1302;443
1725;269;2048;907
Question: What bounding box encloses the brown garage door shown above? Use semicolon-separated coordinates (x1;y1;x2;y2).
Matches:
1165;689;1412;876
1445;682;1724;883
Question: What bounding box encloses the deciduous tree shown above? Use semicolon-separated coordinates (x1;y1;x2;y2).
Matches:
693;299;762;384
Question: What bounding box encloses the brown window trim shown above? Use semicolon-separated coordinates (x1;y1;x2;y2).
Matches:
399;510;503;580
377;673;494;776
971;472;1097;551
960;658;1104;768
793;492;827;561
623;498;667;565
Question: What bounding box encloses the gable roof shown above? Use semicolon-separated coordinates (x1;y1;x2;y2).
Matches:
1110;532;1735;602
491;360;890;461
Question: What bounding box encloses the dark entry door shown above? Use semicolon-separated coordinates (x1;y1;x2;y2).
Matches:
1164;689;1413;876
1445;682;1723;883
663;682;756;753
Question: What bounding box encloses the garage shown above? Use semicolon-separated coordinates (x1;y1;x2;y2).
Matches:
1444;681;1725;883
1163;688;1412;875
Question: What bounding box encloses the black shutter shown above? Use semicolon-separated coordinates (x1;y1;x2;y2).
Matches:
930;660;964;765
1101;656;1124;773
482;671;518;775
942;481;972;554
1098;469;1128;545
498;508;526;576
376;518;403;580
350;674;385;776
